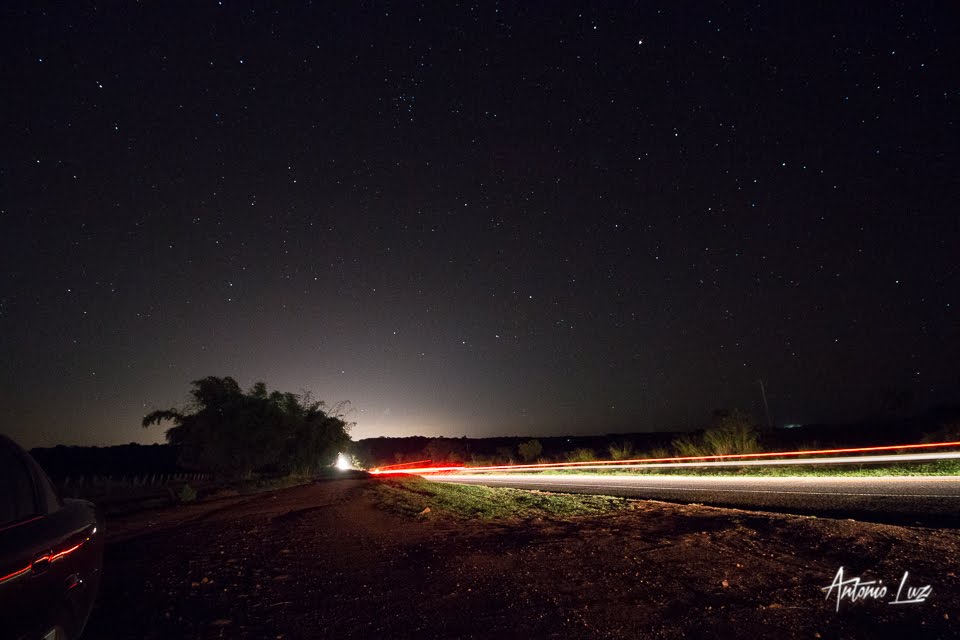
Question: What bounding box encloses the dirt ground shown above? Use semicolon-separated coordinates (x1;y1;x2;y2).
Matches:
85;478;960;639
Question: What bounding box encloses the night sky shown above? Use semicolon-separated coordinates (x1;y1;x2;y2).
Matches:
2;3;958;449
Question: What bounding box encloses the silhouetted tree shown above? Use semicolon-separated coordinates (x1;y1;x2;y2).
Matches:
143;377;351;477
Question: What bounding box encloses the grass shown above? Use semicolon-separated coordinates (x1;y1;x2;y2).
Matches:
514;458;960;477
368;475;629;519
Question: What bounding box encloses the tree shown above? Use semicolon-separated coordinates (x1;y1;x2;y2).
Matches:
143;377;352;477
278;397;353;475
517;439;542;462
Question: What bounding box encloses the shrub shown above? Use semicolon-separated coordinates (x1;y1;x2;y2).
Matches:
565;448;595;463
922;420;960;444
644;446;671;460
517;439;543;462
671;434;707;458
671;410;761;457
608;440;635;460
178;483;197;503
703;410;760;455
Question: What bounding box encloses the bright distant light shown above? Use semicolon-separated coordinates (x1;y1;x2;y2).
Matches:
335;453;353;471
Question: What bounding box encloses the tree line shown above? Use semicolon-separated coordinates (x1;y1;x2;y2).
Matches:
352;410;763;468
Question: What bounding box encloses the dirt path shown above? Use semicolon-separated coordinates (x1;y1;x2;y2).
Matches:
85;478;960;639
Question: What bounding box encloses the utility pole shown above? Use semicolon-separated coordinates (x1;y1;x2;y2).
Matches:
758;378;773;430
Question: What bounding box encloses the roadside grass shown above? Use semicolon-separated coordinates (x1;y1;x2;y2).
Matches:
368;475;629;519
516;458;960;477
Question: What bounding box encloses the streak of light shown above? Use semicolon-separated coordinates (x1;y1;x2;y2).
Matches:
373;459;433;471
0;528;94;586
368;440;960;476
431;474;960;498
370;465;465;475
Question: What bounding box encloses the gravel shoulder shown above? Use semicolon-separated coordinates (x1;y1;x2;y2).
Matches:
85;477;960;639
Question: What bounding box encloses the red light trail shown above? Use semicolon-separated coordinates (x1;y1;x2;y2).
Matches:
0;526;97;586
368;440;960;476
371;459;433;471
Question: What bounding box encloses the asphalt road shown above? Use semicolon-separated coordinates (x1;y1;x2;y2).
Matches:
429;474;960;527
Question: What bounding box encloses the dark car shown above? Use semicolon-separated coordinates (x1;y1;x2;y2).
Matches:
0;435;103;640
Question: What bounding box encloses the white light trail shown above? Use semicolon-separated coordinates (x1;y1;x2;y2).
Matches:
441;451;960;474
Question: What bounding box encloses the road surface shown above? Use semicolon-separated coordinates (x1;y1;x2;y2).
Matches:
429;473;960;526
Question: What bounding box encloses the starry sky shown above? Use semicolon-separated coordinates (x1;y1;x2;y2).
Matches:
2;2;958;449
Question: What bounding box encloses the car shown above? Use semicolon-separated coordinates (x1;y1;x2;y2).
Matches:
0;434;104;640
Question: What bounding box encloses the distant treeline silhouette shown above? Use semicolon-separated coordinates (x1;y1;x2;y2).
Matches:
31;442;179;482
352;405;960;468
30;404;960;477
